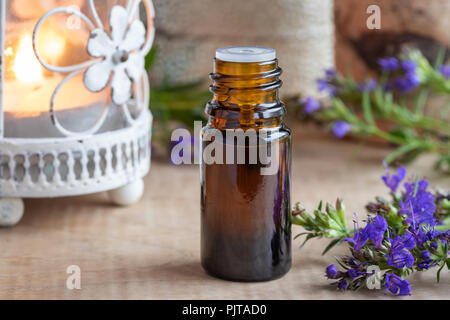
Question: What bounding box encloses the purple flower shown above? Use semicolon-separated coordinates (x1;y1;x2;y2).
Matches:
338;279;348;290
326;264;339;279
344;227;369;251
393;72;421;93
347;269;360;279
345;215;387;250
414;229;449;248
390;233;416;253
414;228;429;247
303;96;321;114
418;250;435;270
387;248;415;269
358;79;377;92
402;60;417;73
378;57;399;72
420;250;431;260
400;180;436;227
366;215;388;247
430;241;438;251
317;69;338;95
400;232;416;250
388;234;416;269
317;79;338;96
405;71;421;88
332;121;351;139
325;68;337;78
438;65;450;79
318;79;328;91
385;273;411;296
437;230;450;241
382;161;406;193
417;260;435;270
425;229;441;241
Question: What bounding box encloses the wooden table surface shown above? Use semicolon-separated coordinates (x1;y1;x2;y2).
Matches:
0;125;448;300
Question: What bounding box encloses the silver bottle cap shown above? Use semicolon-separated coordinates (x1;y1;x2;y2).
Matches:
216;46;276;63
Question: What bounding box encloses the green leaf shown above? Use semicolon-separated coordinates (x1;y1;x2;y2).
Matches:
145;47;158;71
334;256;350;271
414;89;429;115
385;143;421;164
436;262;445;283
322;238;342;256
299;233;316;250
362;90;375;125
335;199;347;227
294;232;312;240
434;46;447;68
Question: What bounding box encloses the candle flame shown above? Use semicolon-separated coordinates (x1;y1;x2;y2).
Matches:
13;35;43;83
39;29;66;63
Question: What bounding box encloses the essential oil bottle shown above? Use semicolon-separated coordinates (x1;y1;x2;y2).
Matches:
200;47;292;282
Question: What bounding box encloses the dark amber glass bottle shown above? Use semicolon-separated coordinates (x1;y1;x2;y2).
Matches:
200;47;291;282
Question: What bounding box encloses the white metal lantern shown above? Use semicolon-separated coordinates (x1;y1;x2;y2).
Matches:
0;0;155;226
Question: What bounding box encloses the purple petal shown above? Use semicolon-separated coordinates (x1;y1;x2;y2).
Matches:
332;121;351;139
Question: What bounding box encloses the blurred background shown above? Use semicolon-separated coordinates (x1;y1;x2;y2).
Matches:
148;0;450;172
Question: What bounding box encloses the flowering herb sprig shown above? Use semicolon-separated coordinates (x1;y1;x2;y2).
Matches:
293;163;450;296
294;50;450;172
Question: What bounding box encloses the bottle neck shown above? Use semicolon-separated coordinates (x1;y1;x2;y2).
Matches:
206;59;286;130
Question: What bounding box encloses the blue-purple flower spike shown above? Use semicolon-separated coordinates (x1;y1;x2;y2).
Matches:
367;215;388;247
344;220;369;251
402;60;418;73
317;79;338;96
385;273;411;296
303;97;321;114
378;57;399;72
387;247;415;269
325;69;337;78
358;79;377;92
400;232;416;250
332;121;351;139
338;279;348;290
438;65;450;79
317;69;338;96
325;264;339;279
347;269;360;279
300;160;447;297
400;180;436;227
382;161;406;193
393;72;421;93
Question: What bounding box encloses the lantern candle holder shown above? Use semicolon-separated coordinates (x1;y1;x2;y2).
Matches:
0;0;155;226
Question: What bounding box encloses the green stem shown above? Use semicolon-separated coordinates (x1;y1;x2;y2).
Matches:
369;127;448;153
414;88;430;115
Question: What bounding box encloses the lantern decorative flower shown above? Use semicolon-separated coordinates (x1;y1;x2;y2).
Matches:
84;5;147;106
0;0;156;226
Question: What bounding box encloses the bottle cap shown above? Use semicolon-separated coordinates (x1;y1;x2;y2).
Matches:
216;46;276;63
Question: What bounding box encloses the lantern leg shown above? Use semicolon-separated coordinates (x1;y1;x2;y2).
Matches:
0;198;25;227
108;178;145;206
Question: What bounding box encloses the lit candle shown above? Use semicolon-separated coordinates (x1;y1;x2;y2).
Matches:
3;28;112;138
